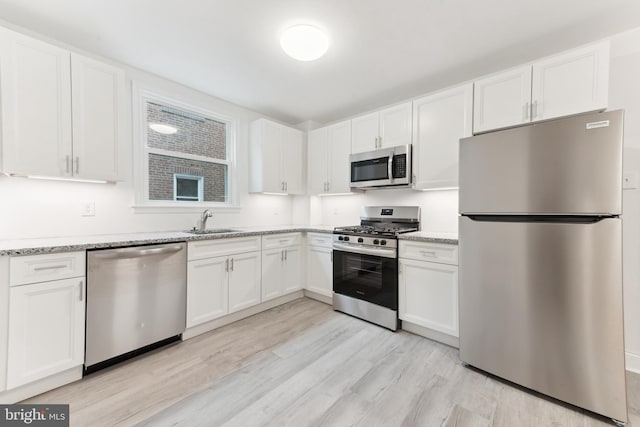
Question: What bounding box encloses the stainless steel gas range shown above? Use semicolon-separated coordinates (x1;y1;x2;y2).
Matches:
332;206;420;330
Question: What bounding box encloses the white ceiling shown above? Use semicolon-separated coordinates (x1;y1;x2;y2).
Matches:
1;0;640;125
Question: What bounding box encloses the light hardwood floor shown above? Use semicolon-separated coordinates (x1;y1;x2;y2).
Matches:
26;298;639;426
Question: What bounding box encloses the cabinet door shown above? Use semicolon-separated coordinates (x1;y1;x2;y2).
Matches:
307;127;329;195
306;246;332;297
351;112;379;154
0;28;72;177
531;42;609;122
251;119;283;193
186;256;228;328
327;120;352;194
261;248;283;302
473;66;532;133
71;53;126;181
413;84;472;189
399;258;458;337
282;127;306;195
228;252;261;313
379;102;412;149
7;278;85;389
283;246;302;293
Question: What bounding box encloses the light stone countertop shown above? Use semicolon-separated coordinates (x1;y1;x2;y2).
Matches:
0;225;336;256
398;231;458;245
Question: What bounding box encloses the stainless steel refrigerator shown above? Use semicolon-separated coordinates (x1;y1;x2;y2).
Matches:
459;110;627;423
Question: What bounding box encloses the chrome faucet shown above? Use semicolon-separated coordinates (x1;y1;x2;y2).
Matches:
199;209;213;231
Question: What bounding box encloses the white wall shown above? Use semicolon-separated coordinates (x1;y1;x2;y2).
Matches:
610;27;640;372
310;189;458;233
0;42;296;239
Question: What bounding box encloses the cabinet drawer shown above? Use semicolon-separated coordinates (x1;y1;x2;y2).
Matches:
399;241;458;265
188;236;261;261
10;251;85;286
306;232;333;248
262;233;302;249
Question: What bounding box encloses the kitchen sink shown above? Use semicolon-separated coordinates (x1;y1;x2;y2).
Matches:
186;228;241;235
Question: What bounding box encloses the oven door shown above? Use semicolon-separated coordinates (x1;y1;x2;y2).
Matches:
333;249;398;310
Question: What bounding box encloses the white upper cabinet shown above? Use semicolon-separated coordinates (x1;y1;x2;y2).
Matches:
250;118;306;194
308;120;351;195
473;41;609;134
473;66;532;133
412;83;473;190
0;28;72;177
0;27;126;181
531;42;609;122
71;53;126;181
351;102;412;153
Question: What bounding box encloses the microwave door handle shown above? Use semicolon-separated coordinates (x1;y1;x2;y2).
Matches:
388;152;394;181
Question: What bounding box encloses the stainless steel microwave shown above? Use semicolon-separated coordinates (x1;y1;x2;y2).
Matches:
349;144;412;189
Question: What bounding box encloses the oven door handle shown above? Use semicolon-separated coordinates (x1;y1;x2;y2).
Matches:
333;243;397;259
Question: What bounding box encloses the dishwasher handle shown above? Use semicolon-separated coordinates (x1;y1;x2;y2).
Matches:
92;244;185;260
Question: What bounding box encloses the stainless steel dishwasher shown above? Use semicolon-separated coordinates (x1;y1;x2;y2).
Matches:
85;242;187;373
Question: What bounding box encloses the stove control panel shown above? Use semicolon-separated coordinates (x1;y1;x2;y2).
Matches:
332;234;397;249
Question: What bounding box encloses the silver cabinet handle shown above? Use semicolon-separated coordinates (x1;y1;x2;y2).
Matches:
65;155;70;174
532;100;538;119
75;157;79;174
225;258;229;272
230;258;234;271
330;251;333;262
33;264;67;271
78;281;84;302
284;249;288;261
327;182;330;192
420;250;437;257
378;136;382;148
281;250;284;261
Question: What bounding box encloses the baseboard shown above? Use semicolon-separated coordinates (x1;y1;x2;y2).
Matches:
183;290;304;340
303;289;332;305
0;366;82;404
626;351;640;374
401;321;459;349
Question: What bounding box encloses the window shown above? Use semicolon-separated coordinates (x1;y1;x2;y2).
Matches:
174;174;203;201
134;86;236;209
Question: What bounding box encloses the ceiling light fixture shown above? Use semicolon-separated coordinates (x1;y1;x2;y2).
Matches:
280;24;329;61
149;123;178;134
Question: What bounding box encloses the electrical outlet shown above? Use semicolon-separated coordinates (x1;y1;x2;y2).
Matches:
623;172;638;190
81;202;96;216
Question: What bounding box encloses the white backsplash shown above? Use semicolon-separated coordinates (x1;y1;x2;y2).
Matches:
310;188;459;234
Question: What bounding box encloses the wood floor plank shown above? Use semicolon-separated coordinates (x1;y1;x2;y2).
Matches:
20;298;639;427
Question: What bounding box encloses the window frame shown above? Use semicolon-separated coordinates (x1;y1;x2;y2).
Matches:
132;83;238;212
173;173;203;202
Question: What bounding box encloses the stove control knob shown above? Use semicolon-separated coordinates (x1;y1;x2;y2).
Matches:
373;239;380;245
380;240;387;246
338;236;344;241
357;237;364;243
344;236;350;242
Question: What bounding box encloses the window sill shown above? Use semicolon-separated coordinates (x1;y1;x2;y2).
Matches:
132;204;242;214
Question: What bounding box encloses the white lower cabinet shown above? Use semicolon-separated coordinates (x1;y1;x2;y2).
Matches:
6;252;85;390
398;241;459;340
306;233;333;297
187;237;261;328
228;251;261;313
186;256;228;328
261;234;302;302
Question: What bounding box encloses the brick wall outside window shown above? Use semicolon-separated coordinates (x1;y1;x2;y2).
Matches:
146;102;228;202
